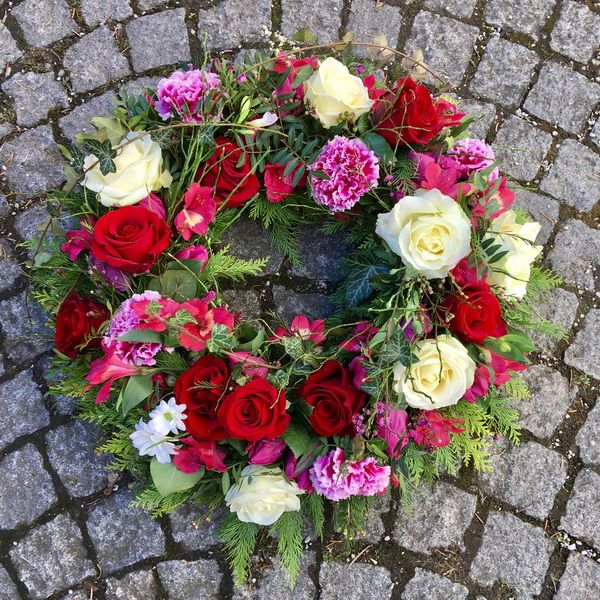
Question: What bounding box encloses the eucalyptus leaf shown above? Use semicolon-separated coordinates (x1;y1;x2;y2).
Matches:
150;458;204;497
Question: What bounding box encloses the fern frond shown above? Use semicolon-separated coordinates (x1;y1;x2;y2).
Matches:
220;513;259;586
302;493;324;540
202;247;267;283
270;511;304;588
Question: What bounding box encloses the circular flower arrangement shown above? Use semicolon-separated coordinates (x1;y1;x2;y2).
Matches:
30;43;563;586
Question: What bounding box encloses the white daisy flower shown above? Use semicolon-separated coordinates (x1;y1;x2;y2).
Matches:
149;397;187;435
130;419;177;464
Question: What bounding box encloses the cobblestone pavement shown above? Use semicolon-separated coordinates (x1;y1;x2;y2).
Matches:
0;0;599;598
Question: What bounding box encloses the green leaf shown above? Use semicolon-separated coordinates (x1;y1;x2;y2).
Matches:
121;374;154;415
345;262;389;307
292;27;317;43
82;138;116;175
235;325;266;352
378;328;413;367
118;329;164;343
282;423;312;457
221;469;231;495
158;270;198;301
291;64;314;89
362;132;396;164
282;335;304;360
207;323;236;354
150;459;204;497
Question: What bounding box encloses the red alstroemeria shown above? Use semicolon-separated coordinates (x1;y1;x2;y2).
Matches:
363;73;387;101
131;297;180;332
411;410;464;449
173;437;227;473
85;351;141;404
174;183;217;241
174;244;209;266
178;299;234;351
272;52;319;115
61;218;94;261
271;315;326;345
264;161;306;203
436;97;466;129
470;176;515;221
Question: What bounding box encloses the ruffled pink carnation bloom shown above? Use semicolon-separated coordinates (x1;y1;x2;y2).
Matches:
309;136;379;212
154;69;220;122
448;138;499;180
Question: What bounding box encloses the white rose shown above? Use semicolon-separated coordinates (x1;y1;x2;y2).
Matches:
224;465;303;526
484;210;542;299
304;57;374;128
393;335;476;410
376;188;472;279
83;132;172;208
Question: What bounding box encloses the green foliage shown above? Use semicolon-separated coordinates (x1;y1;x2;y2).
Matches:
202;247;267;284
220;513;259;586
131;487;193;517
150;459;204;497
270;511;304;587
302;493;324;540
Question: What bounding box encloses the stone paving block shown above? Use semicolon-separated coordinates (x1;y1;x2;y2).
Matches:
120;75;161;97
459;97;496;140
105;569;158;600
281;0;342;43
157;559;223;600
405;12;479;86
0;122;14;139
64;27;131;93
470;37;538;108
12;0;77;47
576;400;600;466
272;286;333;322
561;469;600;550
80;0;133;28
479;440;567;519
46;420;110;497
0;125;65;194
518;365;574;438
541;139;600;213
493;116;552;182
9;513;95;599
347;0;402;51
470;511;553;598
423;0;476;19
550;1;600;64
591;118;600;148
549;220;600;292
59;92;118;141
221;289;261;320
0;370;49;449
401;568;468;600
127;9;191;72
2;71;68;127
169;503;223;551
87;490;165;572
484;0;556;36
393;481;476;553
360;491;389;544
0;239;22;293
319;562;392;600
512;189;558;245
565;310;600;380
524;63;600;134
0;22;21;70
0;444;57;529
555;553;600;600
0;566;18;600
198;0;271;50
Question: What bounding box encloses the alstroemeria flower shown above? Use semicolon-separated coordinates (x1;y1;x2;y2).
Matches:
228;351;269;379
85;351;142;404
246;112;278;128
174;183;216;241
271;315;326;344
173;437;227;473
178;298;234;351
139;193;167;219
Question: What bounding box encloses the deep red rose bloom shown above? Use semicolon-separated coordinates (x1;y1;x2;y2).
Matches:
196;136;260;207
175;355;231;441
374;78;441;147
446;281;507;344
55;291;109;359
91;205;171;274
298;360;365;438
217;378;290;441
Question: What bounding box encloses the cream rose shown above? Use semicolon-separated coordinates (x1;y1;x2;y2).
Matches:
393;335;476;410
376;188;472;279
83;132;172;208
484;210;542;299
304;57;374;128
224;465;303;526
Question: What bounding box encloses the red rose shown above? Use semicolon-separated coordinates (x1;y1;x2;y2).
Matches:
55;291;109;359
196;137;260;207
217;378;290;441
175;355;231;441
91;205;171;274
298;360;365;438
374;78;441;147
445;282;507;344
264;161;306;203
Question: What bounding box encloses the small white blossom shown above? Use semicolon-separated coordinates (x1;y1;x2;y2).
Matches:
130;419;177;464
149;397;187;435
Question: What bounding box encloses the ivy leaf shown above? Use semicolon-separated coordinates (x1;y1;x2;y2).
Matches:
207;323;236;354
150;459;204;497
82;138;116;175
70;145;86;172
378;329;413;367
345;262;389;307
362;132;396;164
282;335;304;359
282;423;312;457
120;373;154;415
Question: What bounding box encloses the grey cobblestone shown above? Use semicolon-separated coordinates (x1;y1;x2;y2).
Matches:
484;0;556;36
221;289;262;320
555;553;600;600
550;1;600;64
591;118;600;147
11;0;78;47
14;202;52;244
169;503;223;551
319;562;392;600
423;0;476;19
460;97;497;140
281;0;342;43
105;570;158;600
347;0;402;49
565;310;600;379
59;92;118;141
273;286;333;322
80;0;133;28
576;399;600;466
0;566;18;600
138;0;165;10
0;239;22;293
0;23;21;71
0;122;15;139
157;559;223;600
561;469;600;550
401;568;468;600
512;190;559;245
361;491;389;544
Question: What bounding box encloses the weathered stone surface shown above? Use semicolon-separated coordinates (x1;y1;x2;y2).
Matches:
405;12;479;86
281;0;342;43
0;371;49;449
64;27;131;93
198;0;271;49
0;566;18;600
0;125;65;194
423;0;477;18
14;202;51;243
87;491;165;572
221;289;261;320
591;117;600;148
120;76;161;96
401;568;468;600
524;63;600;134
479;440;567;519
105;570;158;600
80;0;133;27
549;220;600;291
347;0;402;50
320;562;392;600
555;553;600;600
484;0;556;36
0;239;22;293
561;469;600;550
0;444;56;529
550;1;600;64
272;286;332;322
541;139;600;213
59;91;118;141
0;122;14;139
0;23;21;70
493;116;552;182
46;420;110;497
361;491;389;544
470;511;553;598
9;514;95;599
577;400;600;466
470;37;538;108
127;9;191;72
157;559;223;600
138;0;165;10
169;503;223;551
459;97;496;139
566;310;600;380
518;365;574;438
393;481;476;553
12;0;77;47
512;189;559;245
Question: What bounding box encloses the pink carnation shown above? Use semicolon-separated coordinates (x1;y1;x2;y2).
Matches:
448;138;499;180
309;136;379;212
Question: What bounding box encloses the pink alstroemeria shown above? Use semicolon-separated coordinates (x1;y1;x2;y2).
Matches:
139;193;167;220
228;351;269;379
410;151;470;200
173;437;227;473
174;183;217;241
174;244;209;266
178;298;234;351
247;438;286;465
284;452;314;493
85;352;141;404
246;111;278;129
376;407;409;458
271;315;326;344
463;364;491;403
339;321;380;353
61;218;94;261
411;410;464;449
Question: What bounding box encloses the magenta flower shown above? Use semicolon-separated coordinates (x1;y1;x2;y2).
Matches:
174;244;209;267
228;351;269;379
85;351;141;404
338;321;379;353
175;183;217;241
376;407;409;458
271;315;326;344
309;136;379;212
284;452;314;493
139;193;166;219
247;438;286;465
448;138;499;180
